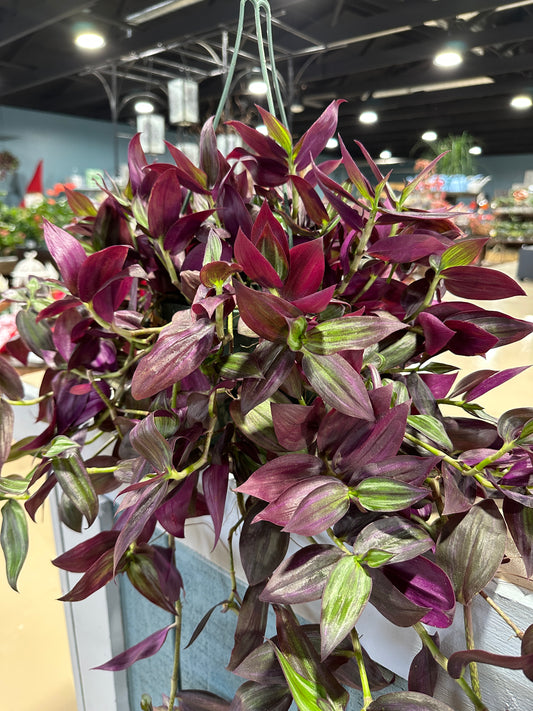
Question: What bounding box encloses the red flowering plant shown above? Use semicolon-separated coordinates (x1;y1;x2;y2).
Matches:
1;12;533;711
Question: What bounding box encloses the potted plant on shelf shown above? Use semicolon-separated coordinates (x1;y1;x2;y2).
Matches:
1;3;533;711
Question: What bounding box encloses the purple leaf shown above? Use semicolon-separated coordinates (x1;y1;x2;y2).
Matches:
129;412;174;474
0;356;23;400
253;476;329;528
94;623;175;671
59;548;116;602
291;285;336;314
229;681;292;711
290;176;329;225
232;642;286;685
282;480;350;536
126;544;181;614
368;232;448;263
503;498;533;578
234;229;284;288
128;134;148;195
271;400;324;452
446;319;499;356
464;366;530;402
203;463;229;547
294;100;344;171
147;169;183;237
164;210;216;253
226;120;287;162
436;499;507;604
239;503;289;585
261;544;344;604
165;142;209;193
320;556;372;659
52;452;98;526
155;474;198;538
447;648;533;680
368;567;431;627
408;634;440;696
234;453;323;500
381;556;456;628
227;583;269;671
417;312;455;356
339;135;373;199
367;691;455;711
442;265;526;299
455;310;533;347
200;116;220;186
283;238;325;301
176;690;230;711
301;351;374;419
43;220;87;296
233;281;301;342
241;342;294;415
53;530;119;572
131;314;215;400
0;400;14;471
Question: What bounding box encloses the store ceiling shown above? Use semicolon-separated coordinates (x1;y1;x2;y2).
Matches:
1;0;533;160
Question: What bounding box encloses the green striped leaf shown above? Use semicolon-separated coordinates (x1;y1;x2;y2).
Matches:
1;500;29;590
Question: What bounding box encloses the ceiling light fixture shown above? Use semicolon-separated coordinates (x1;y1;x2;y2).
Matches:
290;101;305;114
134;100;155;114
373;76;493;99
433;49;463;67
74;31;105;50
359;110;378;124
126;0;204;25
510;94;532;109
422;130;438;141
326;137;339;150
495;0;533;11
249;79;268;95
379;149;392;159
469;145;483;155
256;124;268;135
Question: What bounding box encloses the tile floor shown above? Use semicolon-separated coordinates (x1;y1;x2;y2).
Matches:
0;254;531;711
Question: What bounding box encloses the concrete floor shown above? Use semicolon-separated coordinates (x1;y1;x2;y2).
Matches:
0;253;531;711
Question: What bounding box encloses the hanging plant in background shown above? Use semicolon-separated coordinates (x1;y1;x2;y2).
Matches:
0;150;19;181
426;132;480;176
1;2;533;711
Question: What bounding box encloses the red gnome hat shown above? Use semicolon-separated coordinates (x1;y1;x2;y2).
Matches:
20;160;43;206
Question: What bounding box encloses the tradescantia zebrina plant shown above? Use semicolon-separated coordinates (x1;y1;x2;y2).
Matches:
1;98;533;711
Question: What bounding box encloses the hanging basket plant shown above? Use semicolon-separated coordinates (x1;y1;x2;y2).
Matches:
0;3;533;711
0;150;19;181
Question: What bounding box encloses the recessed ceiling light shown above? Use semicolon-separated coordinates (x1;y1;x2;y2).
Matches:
290;101;305;114
433;50;463;67
469;145;482;155
422;130;438;141
135;100;155;114
510;94;532;109
359;110;378;124
379;149;392;159
256;124;268;135
74;31;105;50
326;137;339;150
249;79;267;96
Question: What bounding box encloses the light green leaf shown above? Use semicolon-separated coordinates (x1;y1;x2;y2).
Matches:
320;556;372;659
0;477;29;496
53;454;98;526
219;352;263;379
407;414;453;451
203;229;223;265
498;407;533;444
353;478;428;512
1;500;29;590
45;435;80;458
271;644;333;711
439;238;487;270
305;315;406;355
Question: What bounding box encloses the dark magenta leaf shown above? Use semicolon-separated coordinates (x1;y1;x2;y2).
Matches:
125;543;182;615
77;245;130;302
165;141;209;193
234;281;301;342
226;120;287;162
176;690;230;711
239;503;289;585
129;413;174;474
290;176;329;225
408;634;440;696
0;400;14;471
235;228;284;289
271;400;324;452
43;219;87;296
253;476;329;528
203;463;229;547
232;642;286;685
240;342;294;415
131;314;215;400
235;453;323;501
227;583;269;671
503;498;533;578
368;232;447;263
282;238;325;301
93;623;175;671
59;548;116;602
294;100;344;171
368;567;431;627
442;265;526;299
464;366;530;402
52;530;118;572
261;544;344;604
436;499;507;604
155;473;198;539
497;407;533;443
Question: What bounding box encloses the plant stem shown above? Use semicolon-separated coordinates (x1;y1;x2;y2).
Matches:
479;590;524;639
464;602;482;700
351;629;372;709
227;517;244;608
4;392;53;406
414;623;488;711
167;600;182;711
